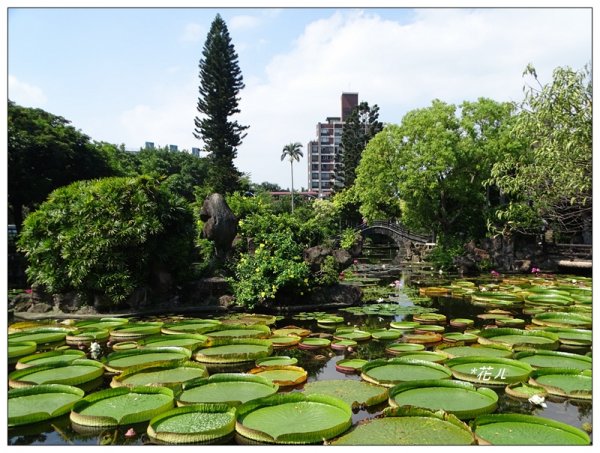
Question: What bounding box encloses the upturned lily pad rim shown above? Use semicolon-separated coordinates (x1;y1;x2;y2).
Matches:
336;358;368;372
386;343;426;354
8;358;105;388
70;386;175;428
477;327;560;350
147;403;236;444
8;328;69;345
138;333;210;350
531;312;592;328
298;337;331;349
8;384;85;427
161;319;222;335
248;365;308;386
179;373;279;406
235;392;352;444
66;328;110;344
8;341;37;360
110;361;208;389
15;348;87;370
471;413;590;445
361;358;452;387
193;339;273;363
204;323;271;338
513;350;592;370
102;346;192;373
268;335;301;347
388;379;498;419
445;356;533;386
109;321;164;337
303;379;389;408
504;382;548;400
529;368;592;399
255;356;298;367
434;343;513;359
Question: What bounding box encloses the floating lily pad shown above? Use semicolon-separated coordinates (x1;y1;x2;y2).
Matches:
303;379;388;408
495;318;526;328
70;386;174;428
389;380;498;419
147;403;236;444
9;384;85;427
450;318;475;328
194;339;273;364
268;336;301;348
103;346;191;373
235;393;352;444
472;414;590;445
220;313;277;326
331;406;475;445
298;337;331;350
529;368;592;400
255;356;298;367
442;332;478;344
335;358;368;373
9;359;104;388
504;382;548;400
370;329;402;341
66;328;110;346
385;343;426;355
161;319;222;335
445;356;533;386
434;344;513;359
271;326;311;337
413;313;447;324
75;318;129;330
402;332;443;345
331;339;358;350
8;341;37;364
178;374;278;406
8;328;70;348
109;322;164;340
531;312;592;329
111;341;138;351
316;315;344;325
393;351;447;363
204;324;271;339
361;358;452;387
477;328;560;351
524;294;574;307
333;329;371;342
389;321;420;331
514;350;592;370
248;365;308;386
138;334;209;350
15;349;86;370
110;362;208;390
414;324;445;334
537;327;592;349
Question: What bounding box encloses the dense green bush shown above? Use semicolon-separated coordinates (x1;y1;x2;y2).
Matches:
18;175;196;305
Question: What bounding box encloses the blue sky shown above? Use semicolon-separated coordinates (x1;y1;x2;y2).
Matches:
6;4;593;189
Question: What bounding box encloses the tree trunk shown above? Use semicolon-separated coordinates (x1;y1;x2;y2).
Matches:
290;160;295;213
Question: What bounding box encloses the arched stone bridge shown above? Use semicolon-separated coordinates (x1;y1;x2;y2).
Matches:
357;220;435;262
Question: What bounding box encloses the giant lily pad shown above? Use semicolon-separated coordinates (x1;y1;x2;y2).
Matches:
385;343;426;355
531;312;592;329
402;332;443;345
392;350;447;363
333;329;371;342
70;386;174;428
335;358;368;373
331;406;476;445
9;384;85;427
298;337;331;350
413;313;447;324
110;361;208;389
248;365;308;386
514;350;592;370
109;322;164;340
442;332;478;344
477;328;560;351
370;329;402;341
388;380;498;419
472;414;590;445
537;327;592;349
75;318;129;330
361;358;452;387
147;403;236;444
194;339;272;364
256;356;298;367
529;368;592;400
9;359;104;388
204;324;271;340
445;356;532;386
8;328;70;348
235;393;352;444
15;348;86;370
268;336;301;348
504;382;548;400
8;341;37;364
303;379;388;408
161;319;222;335
138;334;209;350
434;344;513;359
103;346;191;373
66;328;110;346
177;373;278;407
220;313;276;326
271;326;311;337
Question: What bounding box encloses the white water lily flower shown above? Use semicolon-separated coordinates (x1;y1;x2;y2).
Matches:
528;394;547;407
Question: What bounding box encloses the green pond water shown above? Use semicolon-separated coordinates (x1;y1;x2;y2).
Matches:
7;266;593;445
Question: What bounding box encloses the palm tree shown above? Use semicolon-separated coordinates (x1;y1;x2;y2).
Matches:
280;142;304;213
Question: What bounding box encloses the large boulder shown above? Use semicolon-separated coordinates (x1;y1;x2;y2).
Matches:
199;193;238;259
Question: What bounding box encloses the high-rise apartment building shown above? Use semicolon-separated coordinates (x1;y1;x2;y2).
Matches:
307;93;359;196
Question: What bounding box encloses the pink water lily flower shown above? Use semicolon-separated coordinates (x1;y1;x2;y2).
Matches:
124;428;136;438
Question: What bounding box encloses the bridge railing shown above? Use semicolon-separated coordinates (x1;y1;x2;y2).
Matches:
357;220;434;244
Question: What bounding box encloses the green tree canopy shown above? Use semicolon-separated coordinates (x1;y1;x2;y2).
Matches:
8;100;114;227
18;175;196;305
194;14;248;194
488;64;592;239
355;98;518;239
339;101;383;188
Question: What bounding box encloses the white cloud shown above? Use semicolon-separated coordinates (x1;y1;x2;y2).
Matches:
231;8;591;187
8;75;47;107
229;15;261;31
180;23;204;42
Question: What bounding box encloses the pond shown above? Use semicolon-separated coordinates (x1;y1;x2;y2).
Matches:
7;265;593;445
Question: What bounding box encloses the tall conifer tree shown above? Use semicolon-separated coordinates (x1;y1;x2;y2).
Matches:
194;14;248;194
